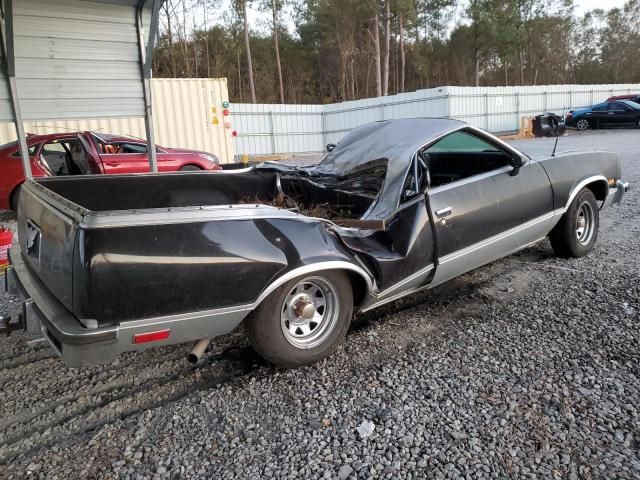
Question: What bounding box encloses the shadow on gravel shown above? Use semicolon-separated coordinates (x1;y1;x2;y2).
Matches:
349;243;555;341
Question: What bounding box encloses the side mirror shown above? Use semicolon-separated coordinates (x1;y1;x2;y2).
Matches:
326;143;336;152
509;155;527;176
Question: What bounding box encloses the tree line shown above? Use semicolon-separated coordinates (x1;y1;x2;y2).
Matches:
152;0;640;104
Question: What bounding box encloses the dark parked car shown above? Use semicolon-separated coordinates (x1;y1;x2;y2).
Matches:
0;132;221;210
565;100;640;131
5;119;629;368
607;94;640;103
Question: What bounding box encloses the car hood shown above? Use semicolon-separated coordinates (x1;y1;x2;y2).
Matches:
163;147;210;155
570;107;591;116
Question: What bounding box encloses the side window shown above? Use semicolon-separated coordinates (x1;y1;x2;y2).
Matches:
592;104;607;112
423;130;513;188
100;142;148;154
41;141;71;176
607;103;622;111
401;153;429;203
119;143;147;153
426;131;500;154
12;144;38;157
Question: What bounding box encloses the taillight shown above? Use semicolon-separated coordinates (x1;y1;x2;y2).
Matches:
132;329;170;344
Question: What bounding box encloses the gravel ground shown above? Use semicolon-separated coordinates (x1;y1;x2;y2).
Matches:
0;130;638;479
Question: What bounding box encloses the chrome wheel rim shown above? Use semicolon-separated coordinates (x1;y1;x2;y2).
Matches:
576;201;595;246
280;277;339;349
576;119;589;131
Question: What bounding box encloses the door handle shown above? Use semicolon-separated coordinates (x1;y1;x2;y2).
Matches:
106;161;120;166
435;207;452;218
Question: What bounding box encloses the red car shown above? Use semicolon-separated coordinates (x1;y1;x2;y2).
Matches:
0;132;221;210
607;94;640;103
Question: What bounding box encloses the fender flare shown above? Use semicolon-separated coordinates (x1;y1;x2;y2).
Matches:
251;261;374;309
563;175;608;211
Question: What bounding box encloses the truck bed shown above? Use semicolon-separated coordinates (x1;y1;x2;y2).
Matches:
38;170;278;211
16;169;376;330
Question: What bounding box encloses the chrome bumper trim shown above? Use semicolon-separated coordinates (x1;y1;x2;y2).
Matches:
7;246;250;367
602;180;629;209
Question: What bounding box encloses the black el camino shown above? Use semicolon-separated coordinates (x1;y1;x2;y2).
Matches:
5;119;630;367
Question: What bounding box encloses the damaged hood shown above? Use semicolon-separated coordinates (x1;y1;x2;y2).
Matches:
312;118;465;220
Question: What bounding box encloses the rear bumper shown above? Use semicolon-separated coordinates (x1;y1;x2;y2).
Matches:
7;246;249;367
7;247;120;366
602;179;630;209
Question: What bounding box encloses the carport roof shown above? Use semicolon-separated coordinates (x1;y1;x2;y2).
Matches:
0;0;164;176
0;0;162;122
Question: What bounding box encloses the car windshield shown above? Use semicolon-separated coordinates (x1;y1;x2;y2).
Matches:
620;100;640;110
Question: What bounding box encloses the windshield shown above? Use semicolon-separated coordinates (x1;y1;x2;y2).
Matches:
621;100;640;109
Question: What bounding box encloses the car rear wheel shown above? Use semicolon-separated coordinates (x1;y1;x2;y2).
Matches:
575;119;590;131
9;185;21;211
549;188;599;257
179;165;202;171
245;270;353;368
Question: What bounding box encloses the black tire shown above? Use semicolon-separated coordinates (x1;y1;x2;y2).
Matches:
245;270;353;368
549;188;599;258
9;185;21;211
179;165;202;171
575;119;590;131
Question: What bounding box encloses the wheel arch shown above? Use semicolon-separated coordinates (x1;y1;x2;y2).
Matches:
178;163;203;171
9;181;24;210
564;175;608;211
252;262;374;311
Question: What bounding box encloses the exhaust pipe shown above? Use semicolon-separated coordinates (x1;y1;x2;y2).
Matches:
187;338;210;364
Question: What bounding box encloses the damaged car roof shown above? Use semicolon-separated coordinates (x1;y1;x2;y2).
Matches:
253;118;467;221
313;118;466;220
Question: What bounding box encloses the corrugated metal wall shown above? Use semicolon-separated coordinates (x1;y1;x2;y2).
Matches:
11;0;150;121
2;82;637;161
0;78;236;163
447;84;638;131
231;103;324;155
323;87;450;145
231;83;640;156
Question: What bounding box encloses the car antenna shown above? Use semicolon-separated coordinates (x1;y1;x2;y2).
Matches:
551;106;566;157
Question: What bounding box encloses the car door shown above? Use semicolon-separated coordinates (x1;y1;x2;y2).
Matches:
610;102;637;126
100;142;152;174
585;103;607;127
425;129;554;287
605;102;628;126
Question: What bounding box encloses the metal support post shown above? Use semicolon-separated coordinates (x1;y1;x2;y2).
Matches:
1;0;31;178
136;0;161;173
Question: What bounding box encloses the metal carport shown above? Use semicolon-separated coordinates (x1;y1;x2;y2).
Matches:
0;0;162;178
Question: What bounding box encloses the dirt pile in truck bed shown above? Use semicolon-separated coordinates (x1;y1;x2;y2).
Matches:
238;193;359;221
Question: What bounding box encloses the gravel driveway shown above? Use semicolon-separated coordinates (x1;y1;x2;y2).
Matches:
0;130;638;479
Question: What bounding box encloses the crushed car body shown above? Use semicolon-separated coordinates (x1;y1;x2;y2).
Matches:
6;118;630;367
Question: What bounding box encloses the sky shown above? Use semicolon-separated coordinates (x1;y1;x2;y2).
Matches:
174;0;632;39
573;0;628;14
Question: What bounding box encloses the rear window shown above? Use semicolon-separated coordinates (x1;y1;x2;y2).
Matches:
10;144;38;157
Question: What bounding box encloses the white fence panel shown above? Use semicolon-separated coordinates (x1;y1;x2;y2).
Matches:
322;88;449;145
230;83;640;157
232;103;324;156
4;81;636;160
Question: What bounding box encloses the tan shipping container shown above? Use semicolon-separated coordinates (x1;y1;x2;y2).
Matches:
0;78;235;164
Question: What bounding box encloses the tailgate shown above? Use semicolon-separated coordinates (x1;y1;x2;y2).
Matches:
17;180;83;312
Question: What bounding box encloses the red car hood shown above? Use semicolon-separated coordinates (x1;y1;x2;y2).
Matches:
163;147;211;155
